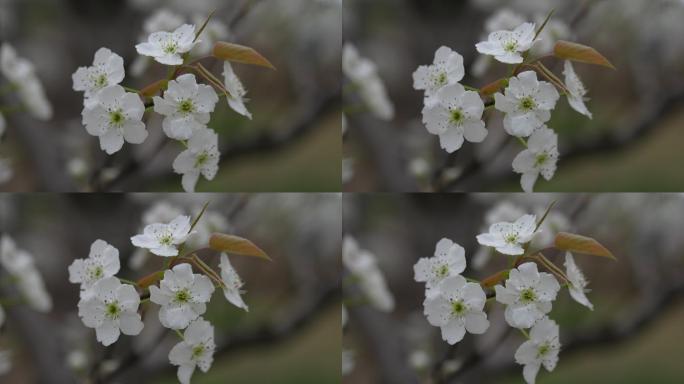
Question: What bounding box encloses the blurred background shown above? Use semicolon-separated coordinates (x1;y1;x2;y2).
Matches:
343;0;684;192
0;0;341;192
0;193;341;383
343;193;684;383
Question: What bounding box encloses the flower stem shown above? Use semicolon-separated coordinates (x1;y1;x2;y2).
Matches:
119;278;138;286
175;329;184;340
519;328;530;339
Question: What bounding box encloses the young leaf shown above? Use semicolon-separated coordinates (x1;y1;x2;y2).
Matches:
209;233;272;261
553;41;616;69
212;42;276;70
554;232;616;260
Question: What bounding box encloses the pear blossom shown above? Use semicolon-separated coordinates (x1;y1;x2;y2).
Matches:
562;61;592;119
471;9;525;76
514;317;561;384
68;239;120;298
495;262;560;329
421;83;487;153
342;236;395;312
512;126;558;192
494;71;559;137
81;85;148;154
413;238;466;291
130;9;185;76
72;47;125;106
222;61;252;119
412;46;464;101
475;22;537;64
135;24;197;65
218;253;248;311
77;276;144;346
149;263;215;330
130;215;193;257
0;235;52;312
0;43;52;120
564;252;593;310
342;43;394;120
129;202;186;269
169;318;215;384
172;127;220;192
476;214;537;255
423;275;490;345
473;202;526;269
153;74;219;140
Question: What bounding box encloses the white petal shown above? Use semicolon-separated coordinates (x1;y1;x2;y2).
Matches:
95;320;120;346
439;128;465;153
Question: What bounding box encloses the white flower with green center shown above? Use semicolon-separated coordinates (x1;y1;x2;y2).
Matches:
512;126;558;192
68;239;120;298
495;262;560;329
218;253;248;311
0;235;52;312
149;264;215;330
514;317;561;384
130;215;194;257
475;22;537;64
222;61;252;119
81;84;148;154
421;83;487;153
494;71;559;137
135;24;197;65
414;238;467;292
562;60;592;119
77;276;144;346
153;73;219;140
412;46;465;102
476;214;537;255
564;252;593;310
169;317;215;384
423;275;490;345
72;47;125;107
172;127;220;192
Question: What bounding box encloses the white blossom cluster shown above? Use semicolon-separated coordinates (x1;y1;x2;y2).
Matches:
342;235;395;312
72;16;256;192
342;43;395;121
412;211;597;383
412;18;595;192
68;212;250;384
0;235;54;377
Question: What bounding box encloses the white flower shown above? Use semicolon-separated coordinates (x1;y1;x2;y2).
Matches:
222;61;252;119
77;276;144;346
342;236;395;312
72;47;125;106
412;46;464;100
169;317;215;384
129;202;187;270
135;24;197;65
413;238;466;291
0;350;10;375
495;262;560;329
218;253;248;311
153;73;219;140
473;202;526;269
423;275;489;345
562;61;592;119
0;235;52;312
564;252;593;310
514;317;560;384
471;9;525;77
81;85;148;154
475;22;537;64
172;127;220;192
476;214;537;255
130;215;193;257
421;83;487;153
68;239;120;298
149;263;215;329
512;126;558;192
0;43;53;120
342;43;394;121
494;71;559;137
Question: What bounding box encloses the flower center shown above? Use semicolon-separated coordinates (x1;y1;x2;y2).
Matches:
505;233;518;244
195;152;209;167
435;264;450;278
105;301;121;319
449;109;464;125
178;99;195;114
191;344;205;359
95;74;108;88
163;42;178;54
504;41;518;53
175;288;191;303
520;288;537;303
89;265;104;280
159;234;173;246
451;300;466;315
537;343;550;357
109;110;125;127
519;96;536;111
534;153;548;167
434;72;448;86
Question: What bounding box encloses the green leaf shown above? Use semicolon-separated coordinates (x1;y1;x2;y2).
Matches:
554;232;616;260
212;42;276;70
209;233;272;261
553;40;616;69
